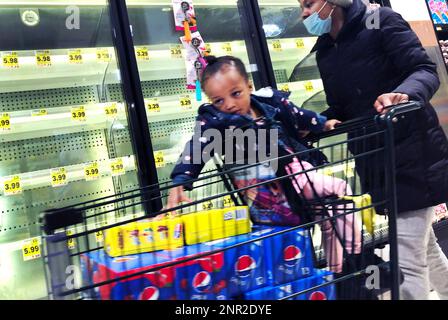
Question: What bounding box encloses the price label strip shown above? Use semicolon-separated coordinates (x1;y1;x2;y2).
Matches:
296;38;305;49
51;168;68;187
22;238;41;261
36;50;52;67
0;113;11;130
84;162;100;181
31;109;48;117
304;81;314;93
223;195;234;207
2;52;19;68
170;45;183;59
202;201;214;210
146;99;160;113
154;151;165;168
71;106;86;122
105;103;118;118
222;43;232;54
136;47;150;61
110;158;125;177
3;175;22;196
96;48;112;62
272;40;282;52
180;95;192;110
68;49;83;64
67;230;76;250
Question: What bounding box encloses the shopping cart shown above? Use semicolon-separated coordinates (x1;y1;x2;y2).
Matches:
39;101;422;300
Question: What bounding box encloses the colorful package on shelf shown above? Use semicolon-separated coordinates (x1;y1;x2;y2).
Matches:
182;205;251;245
244;269;336;300
265;227;314;285
103;216;184;257
180;31;207;90
172;0;197;32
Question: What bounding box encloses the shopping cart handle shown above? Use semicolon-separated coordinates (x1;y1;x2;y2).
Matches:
39;208;84;235
378;100;422;119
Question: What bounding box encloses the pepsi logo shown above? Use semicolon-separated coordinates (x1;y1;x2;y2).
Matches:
139;286;160;300
309;291;327;300
235;255;256;278
192;271;212;293
283;245;302;267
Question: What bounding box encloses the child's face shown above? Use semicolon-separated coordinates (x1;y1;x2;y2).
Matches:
203;66;252;116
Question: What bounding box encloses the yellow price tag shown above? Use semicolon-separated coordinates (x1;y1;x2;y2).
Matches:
35;50;51;67
71;106;86;122
105;103;118;118
84;162;100;181
202;201;214;210
22;238;41;261
51;168;68;187
280;84;290;92
170;45;182;59
136;47;150;60
154;151;165;168
31;109;48;117
343;162;355;178
304;81;314;92
272;40;282;52
2;52;19;68
110;158;125;177
67;230;76;250
3;176;22;196
146;99;160;113
96;48;112;62
223;195;233;207
323;167;334;176
204;43;212;56
180;95;192;110
296;38;305;49
222;43;232;54
0;113;11;130
68;49;83;64
95;231;104;243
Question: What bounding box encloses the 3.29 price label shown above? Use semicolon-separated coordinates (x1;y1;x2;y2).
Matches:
36;50;51;67
110;158;125;177
2;52;19;68
136;47;150;61
96;48;112;62
68;49;83;64
31;109;48;117
146;99;160;113
180;95;192;110
22;238;41;261
71;106;86;121
3;175;22;196
84;162;100;181
154;151;165;168
51;168;68;187
0;113;11;130
170;45;182;59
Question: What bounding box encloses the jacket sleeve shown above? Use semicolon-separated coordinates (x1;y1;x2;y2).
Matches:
170;115;216;190
380;8;440;104
286;99;328;133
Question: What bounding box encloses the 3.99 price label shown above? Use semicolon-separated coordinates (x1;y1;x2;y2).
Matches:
136;47;150;61
296;38;305;49
22;238;41;261
272;40;282;52
68;49;83;64
202;201;213;210
96;48;112;62
0;113;11;130
170;45;182;59
104;103;118;118
154;151;165;168
36;50;51;67
71;106;86;121
110;158;125;177
51;168;68;187
84;162;100;181
2;52;19;68
146;99;160;113
3;175;22;196
180;95;192;110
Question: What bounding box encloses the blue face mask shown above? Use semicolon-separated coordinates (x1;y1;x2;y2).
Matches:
303;1;335;36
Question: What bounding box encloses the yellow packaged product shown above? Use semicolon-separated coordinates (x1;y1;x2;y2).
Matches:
104;216;184;257
183;206;251;245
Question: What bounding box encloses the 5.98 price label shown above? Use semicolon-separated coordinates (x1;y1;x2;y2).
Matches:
51;168;68;187
84;162;100;181
2;52;19;68
36;50;52;67
3;176;22;196
22;238;41;261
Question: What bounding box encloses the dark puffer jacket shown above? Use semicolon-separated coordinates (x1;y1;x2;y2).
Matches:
313;0;448;213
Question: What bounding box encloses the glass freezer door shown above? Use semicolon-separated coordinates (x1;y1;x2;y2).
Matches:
124;0;261;212
0;0;145;299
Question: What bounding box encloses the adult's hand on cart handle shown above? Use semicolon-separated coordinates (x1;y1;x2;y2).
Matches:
374;93;409;114
157;186;192;218
324;119;342;131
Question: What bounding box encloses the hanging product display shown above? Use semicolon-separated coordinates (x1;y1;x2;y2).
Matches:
180;32;207;91
172;0;197;43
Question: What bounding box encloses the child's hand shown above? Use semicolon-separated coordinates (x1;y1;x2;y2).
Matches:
164;185;192;214
324;119;341;131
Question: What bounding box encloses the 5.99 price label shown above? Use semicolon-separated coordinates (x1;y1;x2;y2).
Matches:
3;175;22;196
51;168;68;187
22;238;41;261
84;162;100;181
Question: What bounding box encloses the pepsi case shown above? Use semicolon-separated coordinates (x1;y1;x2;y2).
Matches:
265;227;314;285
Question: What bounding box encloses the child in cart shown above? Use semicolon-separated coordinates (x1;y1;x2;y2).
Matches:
164;55;362;276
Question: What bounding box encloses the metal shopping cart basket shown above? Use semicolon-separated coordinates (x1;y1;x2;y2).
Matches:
39;102;422;301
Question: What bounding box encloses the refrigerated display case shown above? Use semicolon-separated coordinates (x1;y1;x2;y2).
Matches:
0;0;152;299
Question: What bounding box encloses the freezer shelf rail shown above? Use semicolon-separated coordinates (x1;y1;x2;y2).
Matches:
39;102;422;300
